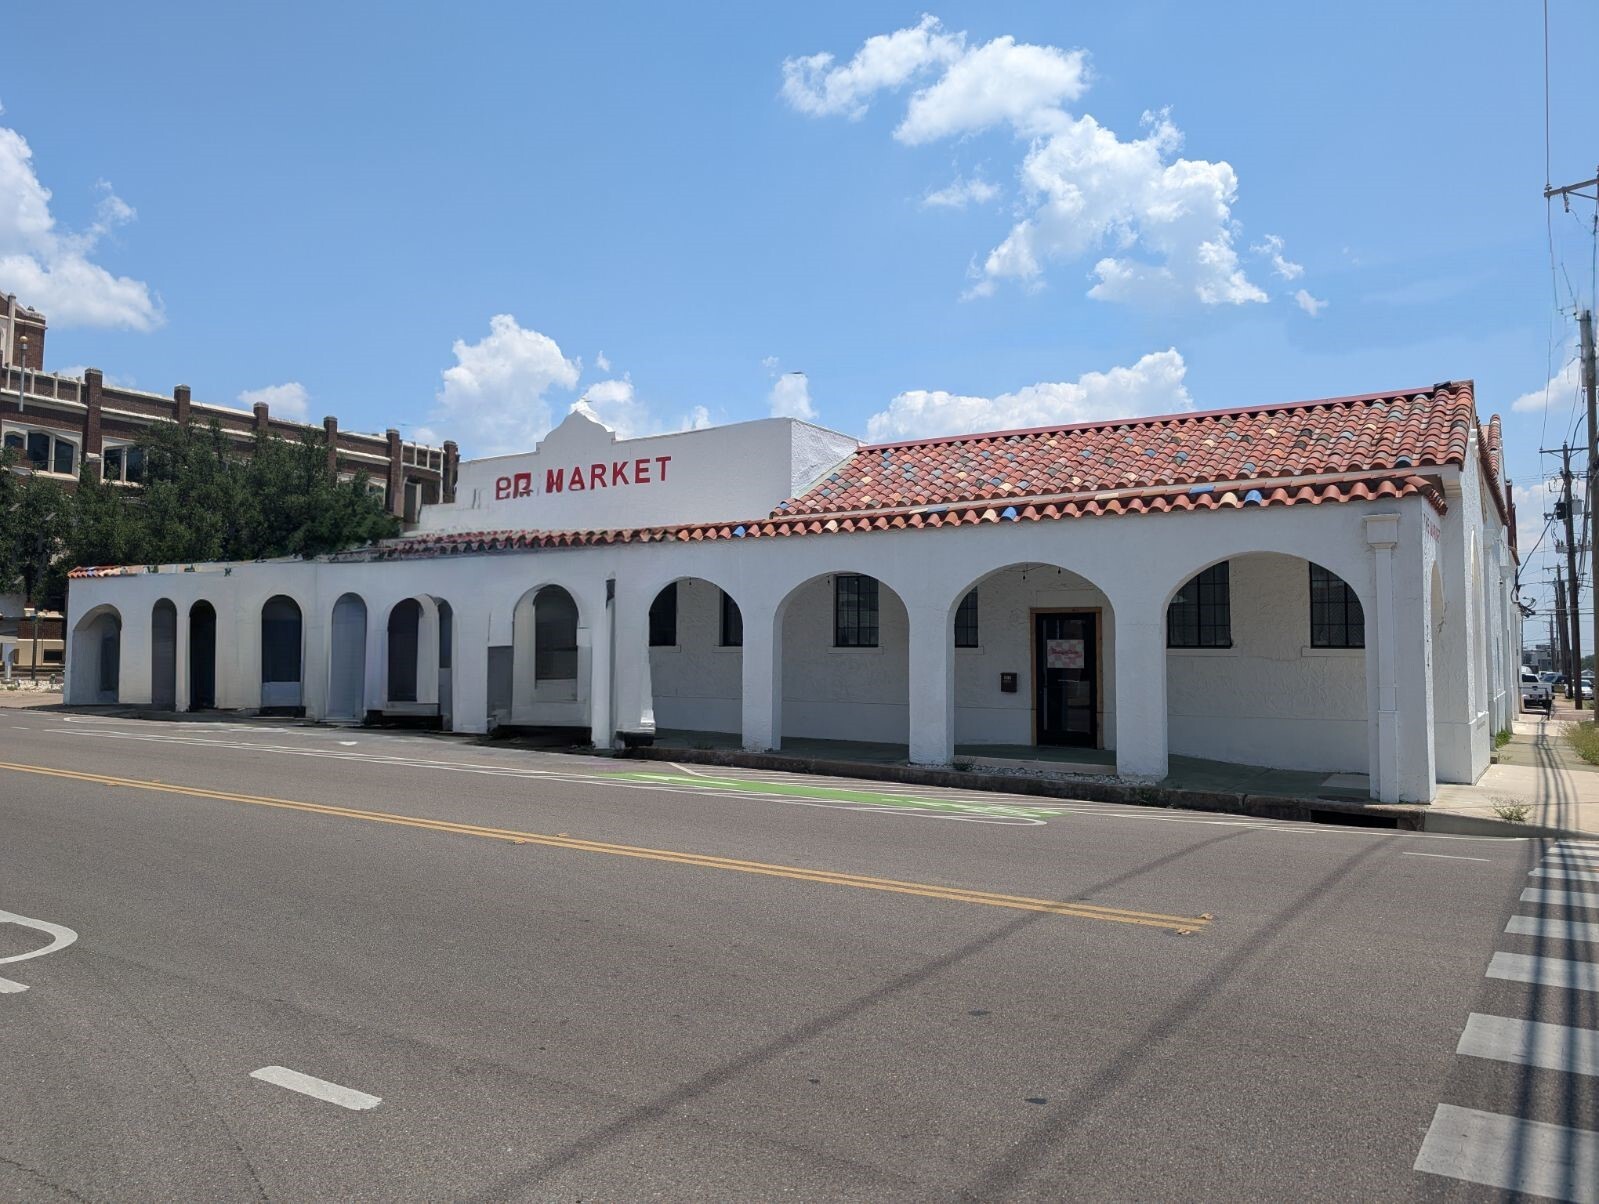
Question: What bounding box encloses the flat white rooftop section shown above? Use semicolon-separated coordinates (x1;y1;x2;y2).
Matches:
417;407;860;535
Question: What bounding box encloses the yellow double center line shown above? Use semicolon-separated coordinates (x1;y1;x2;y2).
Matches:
0;760;1211;934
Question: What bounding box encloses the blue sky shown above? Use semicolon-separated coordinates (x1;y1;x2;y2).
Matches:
5;3;1597;632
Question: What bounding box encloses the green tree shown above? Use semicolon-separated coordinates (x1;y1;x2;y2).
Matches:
0;465;71;610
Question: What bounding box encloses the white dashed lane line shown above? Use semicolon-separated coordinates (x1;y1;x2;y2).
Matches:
1400;851;1493;862
250;1066;381;1111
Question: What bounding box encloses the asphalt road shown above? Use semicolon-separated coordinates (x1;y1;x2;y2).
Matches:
0;709;1591;1202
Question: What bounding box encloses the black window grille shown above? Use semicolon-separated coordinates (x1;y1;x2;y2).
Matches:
834;575;879;648
1310;564;1364;648
954;589;979;648
719;589;743;647
649;582;678;647
534;588;579;680
1167;562;1232;648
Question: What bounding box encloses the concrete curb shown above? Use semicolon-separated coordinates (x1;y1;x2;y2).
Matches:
616;745;1591;841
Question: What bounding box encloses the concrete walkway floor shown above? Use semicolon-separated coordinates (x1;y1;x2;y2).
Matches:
1433;706;1599;834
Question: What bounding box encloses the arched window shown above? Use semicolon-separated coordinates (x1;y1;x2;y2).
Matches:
534;587;579;681
261;596;303;684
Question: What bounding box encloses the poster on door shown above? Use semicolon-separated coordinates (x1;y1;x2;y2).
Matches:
1046;638;1084;669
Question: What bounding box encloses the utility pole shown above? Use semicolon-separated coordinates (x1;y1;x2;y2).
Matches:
1562;446;1584;707
1556;566;1571;690
1584;308;1598;714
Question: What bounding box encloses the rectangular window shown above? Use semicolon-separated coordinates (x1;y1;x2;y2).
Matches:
954;588;980;648
649;582;678;647
104;445;123;480
834;574;879;648
719;589;743;647
2;431;21;454
1167;562;1232;648
1310;564;1365;648
26;431;49;469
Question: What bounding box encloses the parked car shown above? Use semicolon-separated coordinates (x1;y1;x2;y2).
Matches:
1521;668;1553;711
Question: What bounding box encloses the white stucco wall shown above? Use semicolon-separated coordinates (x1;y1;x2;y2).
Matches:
422;408;858;535
1166;553;1366;773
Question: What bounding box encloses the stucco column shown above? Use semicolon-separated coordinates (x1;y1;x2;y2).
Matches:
588;581;615;750
120;614;151;706
450;607;490;734
741;601;782;752
302;604;328;720
363;606;385;717
1366;513;1435;802
611;582;655;739
1112;598;1167;779
174;605;191;713
907;602;954;765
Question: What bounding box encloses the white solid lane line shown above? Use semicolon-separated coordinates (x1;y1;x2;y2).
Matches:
1487;952;1599;994
1414;1104;1597;1202
1524;886;1599;908
250;1066;381;1110
1400;851;1493;862
1507;915;1599;944
1457;1013;1599;1078
1533;866;1599;883
0;977;27;994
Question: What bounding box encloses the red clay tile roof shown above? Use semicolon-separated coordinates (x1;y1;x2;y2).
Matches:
779;381;1481;518
68;382;1498;575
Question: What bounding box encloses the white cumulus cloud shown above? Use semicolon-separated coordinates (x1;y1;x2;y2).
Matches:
769;371;815;421
429;316;714;455
923;174;1000;209
783;21;1270;308
0;114;162;330
781;14;965;119
238;382;310;422
1251;233;1304;280
1293;288;1328;317
1511;352;1581;414
865;348;1190;442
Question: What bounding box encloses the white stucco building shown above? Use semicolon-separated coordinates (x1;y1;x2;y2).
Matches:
64;381;1519;803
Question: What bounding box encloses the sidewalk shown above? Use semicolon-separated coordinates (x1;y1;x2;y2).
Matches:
1432;701;1599;835
0;685;62;708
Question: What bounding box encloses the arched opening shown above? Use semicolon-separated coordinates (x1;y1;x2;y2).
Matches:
189;601;217;710
775;571;909;755
945;563;1117;768
505;585;589;728
381;595;448;723
437;600;454;729
1164;553;1369;787
387;598;422;703
327;593;367;721
260;595;304;711
70;606;122;705
151;599;177;709
646;577;743;745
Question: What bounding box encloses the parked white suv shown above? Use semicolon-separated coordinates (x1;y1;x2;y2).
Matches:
1521;667;1553;711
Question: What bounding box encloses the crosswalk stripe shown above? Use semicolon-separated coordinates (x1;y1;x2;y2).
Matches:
1548;847;1599;860
1533;866;1599;883
1414;1104;1598;1201
1487;951;1599;994
1523;886;1599;908
1457;1012;1599;1078
1507;915;1599;944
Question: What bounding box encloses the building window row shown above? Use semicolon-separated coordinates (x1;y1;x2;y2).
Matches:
3;426;77;476
1167;561;1365;650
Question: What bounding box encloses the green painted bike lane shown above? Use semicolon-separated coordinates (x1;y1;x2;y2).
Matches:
606;771;1068;821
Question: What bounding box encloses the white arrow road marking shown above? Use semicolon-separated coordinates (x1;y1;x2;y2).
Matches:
0;909;79;964
250;1066;381;1110
0;908;79;995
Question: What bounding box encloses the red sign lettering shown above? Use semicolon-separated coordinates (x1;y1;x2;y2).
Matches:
492;454;674;503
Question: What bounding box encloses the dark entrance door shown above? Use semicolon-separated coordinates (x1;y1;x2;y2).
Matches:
190;601;217;710
1034;611;1097;747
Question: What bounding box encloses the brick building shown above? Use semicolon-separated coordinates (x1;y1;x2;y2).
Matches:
1;292;459;676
